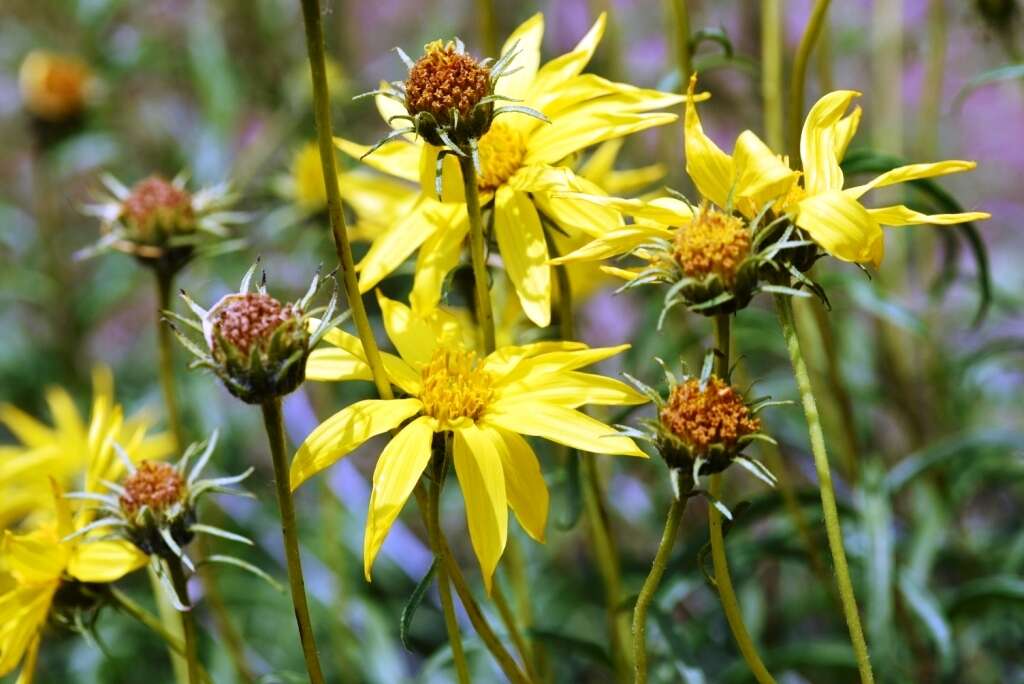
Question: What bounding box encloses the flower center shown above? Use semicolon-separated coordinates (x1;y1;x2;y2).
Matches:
212;293;297;356
19;51;91;121
121;176;194;238
660;377;760;454
477;122;527;193
674;206;750;285
405;40;490;126
419;348;494;424
120;461;185;515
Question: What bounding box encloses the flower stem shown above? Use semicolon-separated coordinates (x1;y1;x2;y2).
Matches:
707;315;776;684
427;437;470;684
760;0;784;151
632;496;685;684
670;0;692;86
458;154;496;354
787;0;831;163
110;587;213;684
491;579;539;682
167;558;201;684
297;0;393;402
260;398;326;684
155;271;184;454
774;295;875;684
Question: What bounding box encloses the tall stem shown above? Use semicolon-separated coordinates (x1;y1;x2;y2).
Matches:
707;315;776;684
458;154;496;354
760;0;783;151
787;0;831;163
260;399;326;684
298;0;392;402
774;296;875;684
427;438;470;684
492;581;539;682
670;0;692;85
167;559;200;684
632;497;685;684
476;0;498;57
155;271;184;453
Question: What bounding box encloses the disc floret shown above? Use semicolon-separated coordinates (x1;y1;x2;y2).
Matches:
419;348;494;425
168;261;344;405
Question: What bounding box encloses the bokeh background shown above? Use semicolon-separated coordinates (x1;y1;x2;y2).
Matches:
2;0;1023;682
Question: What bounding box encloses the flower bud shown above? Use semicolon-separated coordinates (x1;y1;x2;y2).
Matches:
405;40;493;147
119;461;194;559
19;50;92;123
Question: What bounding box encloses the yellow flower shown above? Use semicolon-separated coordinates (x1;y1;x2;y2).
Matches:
781;90;989;265
18;50;93;122
0;482;147;681
0;367;174;530
291;294;647;590
338;13;693;327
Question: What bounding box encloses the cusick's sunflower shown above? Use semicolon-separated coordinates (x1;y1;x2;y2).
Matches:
0;367;173;529
291;293;647;589
0;482;147;682
338;13;694;327
778;90;989;265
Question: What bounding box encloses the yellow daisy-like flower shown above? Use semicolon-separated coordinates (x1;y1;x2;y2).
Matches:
779;89;990;265
338;13;694;327
0;368;174;530
291;293;647;590
0;482;147;681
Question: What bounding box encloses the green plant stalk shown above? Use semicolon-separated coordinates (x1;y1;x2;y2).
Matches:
476;0;498;57
671;0;692;85
774;295;875;684
492;579;539;682
458;154;496;354
761;0;783;150
298;0;393;402
631;496;685;684
428;439;471;684
156;271;185;454
167;558;201;684
110;588;214;684
260;398;326;684
149;565;189;684
196;528;256;683
707;315;776;684
787;0;831;162
553;256;631;677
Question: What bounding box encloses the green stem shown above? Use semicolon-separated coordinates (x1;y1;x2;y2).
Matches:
632;496;685;684
774;295;875;684
492;579;539;682
156;271;184;454
260;399;327;684
428;438;471;684
298;0;393;402
110;588;213;684
196;523;256;683
458;154;496;354
167;558;200;684
476;0;498;57
760;0;784;151
787;0;831;164
671;0;692;85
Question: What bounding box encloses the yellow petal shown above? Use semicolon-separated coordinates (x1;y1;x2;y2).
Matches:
485;403;646;457
496;371;647;409
0;585;53;678
411;206;469;313
311;323;422;395
833;106;862;161
600;264;642;280
530;171;625;238
496;344;632;383
492;428;548;543
732;130;797;216
375;291;442;367
549;225;668;265
2;530;64;584
494;186;551;328
453;424;508;592
67;540;146;583
527;110;678;166
376;85;413;136
799;90;860;194
304;348;373;383
497;13;544;101
482;340;587;376
530;13;605;98
363;416;436;580
845;160;979;200
13;633;41;684
684;74;733;208
795;190;884;265
554;193;690;227
291;398;423;491
0;405;53;449
357;197;441;293
867;205;990;226
334;137;421;183
418;145;466;203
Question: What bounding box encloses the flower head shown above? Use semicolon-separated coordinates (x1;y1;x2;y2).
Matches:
292;293;647;590
19;50;93;123
170;262;341;404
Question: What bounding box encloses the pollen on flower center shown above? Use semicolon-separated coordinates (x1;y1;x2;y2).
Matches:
419;348;494;424
660;377;760;454
477;122;527;193
121;176;195;238
120;461;185;515
212;293;297;356
405;40;490;125
674;205;751;285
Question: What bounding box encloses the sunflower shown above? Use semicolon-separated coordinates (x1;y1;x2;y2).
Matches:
0;367;174;530
337;13;693;327
0;482;147;682
776;89;990;265
290;293;647;589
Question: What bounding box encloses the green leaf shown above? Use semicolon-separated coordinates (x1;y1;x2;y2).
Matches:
953;63;1024;110
884;430;1024;493
527;628;612;667
898;573;954;674
400;559;437;652
945;575;1024;617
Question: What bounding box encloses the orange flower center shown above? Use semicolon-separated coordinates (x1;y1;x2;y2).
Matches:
121;176;194;238
477;121;527;193
120;461;185;515
405;41;490;125
212;293;297;356
419;348;494;424
660;377;760;454
674;206;750;285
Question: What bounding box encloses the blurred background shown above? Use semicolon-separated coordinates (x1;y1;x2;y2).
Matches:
1;0;1022;682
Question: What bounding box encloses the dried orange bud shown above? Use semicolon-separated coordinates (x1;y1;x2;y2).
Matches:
660;377;760;455
211;293;298;357
120;461;185;515
405;40;490;126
